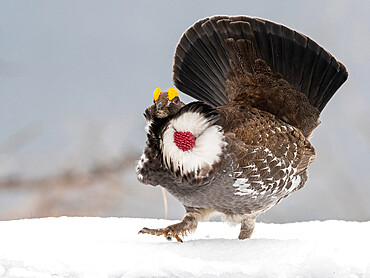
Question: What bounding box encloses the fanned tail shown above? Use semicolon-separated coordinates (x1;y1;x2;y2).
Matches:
173;16;348;112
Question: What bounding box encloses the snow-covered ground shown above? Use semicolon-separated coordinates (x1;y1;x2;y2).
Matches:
0;217;369;278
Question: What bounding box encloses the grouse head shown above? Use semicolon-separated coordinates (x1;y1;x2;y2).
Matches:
141;87;227;183
145;87;185;120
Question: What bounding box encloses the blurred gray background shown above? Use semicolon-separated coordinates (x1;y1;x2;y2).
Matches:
0;0;369;222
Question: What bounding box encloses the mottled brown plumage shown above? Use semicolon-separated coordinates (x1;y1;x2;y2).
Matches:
137;16;347;241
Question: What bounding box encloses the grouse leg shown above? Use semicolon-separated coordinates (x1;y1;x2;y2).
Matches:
238;215;256;240
139;207;213;242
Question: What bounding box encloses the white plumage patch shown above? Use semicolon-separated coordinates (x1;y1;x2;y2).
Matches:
161;111;226;178
290;175;301;192
136;120;152;182
136;152;148;181
144;119;152;133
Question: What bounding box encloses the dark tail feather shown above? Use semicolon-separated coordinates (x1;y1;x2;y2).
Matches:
173;16;348;111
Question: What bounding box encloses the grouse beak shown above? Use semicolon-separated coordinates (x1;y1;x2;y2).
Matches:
155;102;168;118
157;103;164;111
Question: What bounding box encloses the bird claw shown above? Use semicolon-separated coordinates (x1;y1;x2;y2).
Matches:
139;227;183;242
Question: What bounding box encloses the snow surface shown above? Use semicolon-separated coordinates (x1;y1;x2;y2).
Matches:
0;217;369;278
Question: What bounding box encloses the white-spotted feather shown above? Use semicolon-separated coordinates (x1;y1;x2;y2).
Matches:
233;147;301;197
136;152;148;181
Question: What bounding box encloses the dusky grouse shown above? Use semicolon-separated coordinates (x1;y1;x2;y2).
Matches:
136;16;348;241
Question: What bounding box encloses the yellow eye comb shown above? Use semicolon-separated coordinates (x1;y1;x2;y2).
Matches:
153;87;161;101
167;87;179;100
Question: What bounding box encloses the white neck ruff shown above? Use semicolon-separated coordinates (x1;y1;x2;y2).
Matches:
161;111;226;178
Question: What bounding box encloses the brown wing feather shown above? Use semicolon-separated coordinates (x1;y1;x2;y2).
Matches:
220;104;315;196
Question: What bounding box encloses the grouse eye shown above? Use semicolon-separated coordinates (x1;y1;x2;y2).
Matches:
173;98;180;104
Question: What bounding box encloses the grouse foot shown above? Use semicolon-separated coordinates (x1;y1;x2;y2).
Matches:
139;208;213;242
139;214;197;242
139;226;186;242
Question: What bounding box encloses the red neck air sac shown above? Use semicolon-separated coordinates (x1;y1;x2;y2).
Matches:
174;131;195;151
